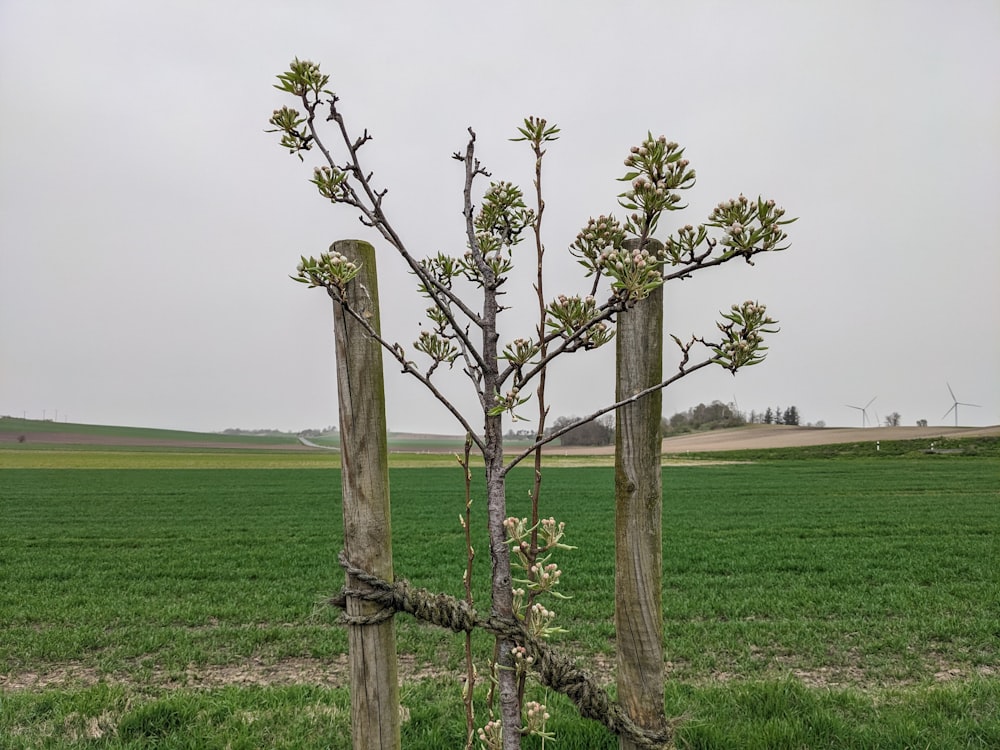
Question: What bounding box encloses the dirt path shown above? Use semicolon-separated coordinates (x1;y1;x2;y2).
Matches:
542;424;999;456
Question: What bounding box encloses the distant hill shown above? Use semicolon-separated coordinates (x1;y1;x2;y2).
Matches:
3;418;998;454
543;424;1000;455
0;418;303;450
658;424;1000;453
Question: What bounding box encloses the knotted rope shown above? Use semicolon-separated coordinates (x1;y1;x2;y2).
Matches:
331;551;674;748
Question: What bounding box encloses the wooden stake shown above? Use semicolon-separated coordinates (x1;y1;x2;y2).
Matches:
331;239;400;750
614;238;667;749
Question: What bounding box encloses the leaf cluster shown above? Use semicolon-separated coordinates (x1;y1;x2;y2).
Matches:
266;106;311;160
414;330;459;369
505;515;574;638
544;294;613;348
470;181;535;282
618;133;697;237
707;194;796;259
569;214;626;276
291;250;360;293
706;300;780;373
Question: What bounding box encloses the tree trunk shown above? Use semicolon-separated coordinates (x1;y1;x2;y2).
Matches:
614;239;666;749
331;239;401;750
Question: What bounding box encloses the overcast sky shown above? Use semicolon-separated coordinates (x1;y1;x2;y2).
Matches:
2;1;998;434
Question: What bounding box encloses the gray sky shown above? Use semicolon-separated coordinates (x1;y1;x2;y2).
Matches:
2;0;998;434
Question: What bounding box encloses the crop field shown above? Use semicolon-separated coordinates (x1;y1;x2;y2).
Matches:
2;452;999;748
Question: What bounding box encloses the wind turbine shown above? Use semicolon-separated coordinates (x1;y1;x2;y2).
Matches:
846;396;876;428
942;383;980;427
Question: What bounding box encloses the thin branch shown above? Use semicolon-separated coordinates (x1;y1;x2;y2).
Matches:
498;235;780;389
446;319;487;408
500;301;623;388
587;268;604;299
663;252;741;282
305;96;488;372
459;434;477;750
457;129;495;289
663;237;779;282
501;355;716;474
327;286;486;452
523;127;548;706
301;98;514;446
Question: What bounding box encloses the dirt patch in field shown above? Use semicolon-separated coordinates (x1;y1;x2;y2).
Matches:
0;654;455;692
160;653;455;689
789;665;869;688
931;662;996;683
2;663;106;691
7;652;995;693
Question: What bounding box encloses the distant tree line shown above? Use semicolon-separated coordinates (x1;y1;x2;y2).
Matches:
529;400;816;445
504;418;616;446
661;400;746;435
756;405;800;426
661;401;810;435
504;416;617;446
549;415;616;446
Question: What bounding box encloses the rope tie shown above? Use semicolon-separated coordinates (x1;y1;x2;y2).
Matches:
332;551;673;748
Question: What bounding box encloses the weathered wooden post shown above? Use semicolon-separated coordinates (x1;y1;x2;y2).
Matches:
331;239;401;750
614;238;667;749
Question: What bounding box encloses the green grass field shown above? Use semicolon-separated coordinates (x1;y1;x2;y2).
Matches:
2;451;999;747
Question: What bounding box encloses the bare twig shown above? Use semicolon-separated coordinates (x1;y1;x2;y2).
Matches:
326;286;485;452
459;434;477;750
523;123;549;705
456;129;495;288
308;94;487;365
502;301;623;389
502;354;716;473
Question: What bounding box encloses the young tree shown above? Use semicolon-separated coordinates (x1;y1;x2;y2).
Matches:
269;59;794;749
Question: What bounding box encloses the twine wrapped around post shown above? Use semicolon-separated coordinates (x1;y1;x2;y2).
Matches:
330;551;675;749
